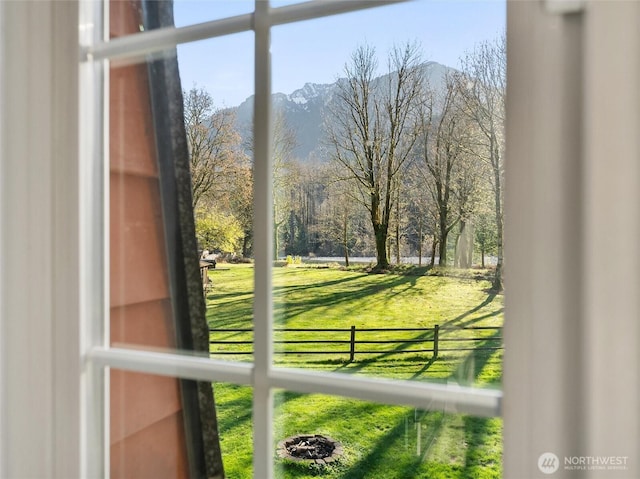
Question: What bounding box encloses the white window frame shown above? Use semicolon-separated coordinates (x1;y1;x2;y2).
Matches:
81;2;502;477
4;0;639;478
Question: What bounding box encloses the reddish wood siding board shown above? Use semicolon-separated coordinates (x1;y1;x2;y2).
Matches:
110;369;183;444
110;63;159;178
109;2;191;477
109;0;143;39
110;411;189;479
110;172;170;308
110;299;175;348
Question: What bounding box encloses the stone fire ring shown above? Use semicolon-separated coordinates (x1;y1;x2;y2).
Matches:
276;434;343;465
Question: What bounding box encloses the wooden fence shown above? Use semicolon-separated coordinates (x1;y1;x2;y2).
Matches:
209;325;502;362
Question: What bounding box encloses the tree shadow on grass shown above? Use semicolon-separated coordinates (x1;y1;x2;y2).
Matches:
338;413;409;479
461;416;502;479
273;272;367;296
209;270;501;336
443;334;503;477
274;273;436;323
207;289;254;302
335;407;451;479
448;330;503;387
273;392;388;437
215;385;253;436
378;274;421;304
390;410;450;478
408;356;438;380
206;297;254;328
440;293;499;328
452;309;504;330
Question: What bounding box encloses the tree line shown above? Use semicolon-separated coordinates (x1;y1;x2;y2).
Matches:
186;35;505;290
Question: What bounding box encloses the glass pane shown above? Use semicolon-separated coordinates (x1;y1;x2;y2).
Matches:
109;33;255;360
173;1;311;30
109;0;254;38
110;371;250;478
269;1;506;385
273;391;502;478
174;0;253;28
176;33;254;109
178;34;256;362
215;383;255;477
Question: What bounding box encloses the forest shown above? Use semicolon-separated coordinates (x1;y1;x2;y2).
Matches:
187;36;505;290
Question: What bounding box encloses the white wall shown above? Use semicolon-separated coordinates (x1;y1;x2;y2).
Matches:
505;1;640;477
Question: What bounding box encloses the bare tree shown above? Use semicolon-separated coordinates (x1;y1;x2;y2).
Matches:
388;175;413;265
244;109;297;260
452;133;485;269
272;110;298;260
419;74;475;267
316;168;369;266
184;87;242;210
283;163;325;256
458;35;506;290
473;193;498;268
404;161;436;267
228;162;254;257
327;42;423;270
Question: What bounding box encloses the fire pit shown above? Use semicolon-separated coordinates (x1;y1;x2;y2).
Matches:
276;434;343;465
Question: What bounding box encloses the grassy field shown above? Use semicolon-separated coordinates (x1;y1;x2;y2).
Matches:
206;263;503;478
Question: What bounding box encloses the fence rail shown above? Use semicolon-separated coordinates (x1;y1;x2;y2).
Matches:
209;325;503;362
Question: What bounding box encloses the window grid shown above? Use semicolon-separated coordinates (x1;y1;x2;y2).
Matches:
79;0;108;477
80;1;503;477
252;1;274;475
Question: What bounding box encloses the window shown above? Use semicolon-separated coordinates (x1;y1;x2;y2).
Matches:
92;1;503;477
2;0;640;478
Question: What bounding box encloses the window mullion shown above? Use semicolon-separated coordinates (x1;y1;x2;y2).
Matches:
269;0;409;26
268;367;501;417
86;14;253;63
79;1;108;477
89;347;254;384
252;1;274;478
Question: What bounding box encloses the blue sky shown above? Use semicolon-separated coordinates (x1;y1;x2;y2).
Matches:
174;1;505;107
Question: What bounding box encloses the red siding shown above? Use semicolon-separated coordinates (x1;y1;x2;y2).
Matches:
109;2;190;477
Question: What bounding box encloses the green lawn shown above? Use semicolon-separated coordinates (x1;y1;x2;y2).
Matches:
206;263;503;479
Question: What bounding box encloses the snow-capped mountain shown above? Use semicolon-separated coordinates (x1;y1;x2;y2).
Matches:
233;81;337;161
232;61;456;162
288;82;334;106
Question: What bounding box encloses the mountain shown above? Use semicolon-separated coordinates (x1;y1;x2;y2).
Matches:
232;61;457;162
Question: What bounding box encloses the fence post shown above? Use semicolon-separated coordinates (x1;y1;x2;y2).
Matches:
349;325;356;362
433;324;440;359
